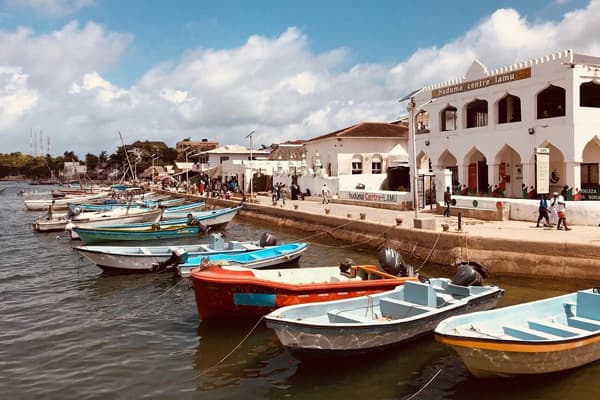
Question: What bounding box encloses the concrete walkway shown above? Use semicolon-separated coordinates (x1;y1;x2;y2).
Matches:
254;196;600;248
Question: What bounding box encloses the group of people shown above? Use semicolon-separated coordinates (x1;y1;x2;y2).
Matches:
272;182;288;204
536;191;571;230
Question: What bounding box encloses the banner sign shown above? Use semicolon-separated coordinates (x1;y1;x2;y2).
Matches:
536;147;550;194
432;67;531;99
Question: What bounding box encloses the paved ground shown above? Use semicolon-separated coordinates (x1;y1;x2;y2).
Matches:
252;195;600;247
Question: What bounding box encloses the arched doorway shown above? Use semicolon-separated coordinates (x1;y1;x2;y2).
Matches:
536;141;565;195
464;148;488;194
581;137;600;200
494;144;521;197
437;150;458;192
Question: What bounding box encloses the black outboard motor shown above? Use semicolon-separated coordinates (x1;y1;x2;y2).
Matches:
339;258;354;274
152;248;188;273
377;247;408;277
451;261;489;286
259;232;277;247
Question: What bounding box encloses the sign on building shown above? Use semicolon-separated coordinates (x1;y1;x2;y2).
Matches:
535;147;550;194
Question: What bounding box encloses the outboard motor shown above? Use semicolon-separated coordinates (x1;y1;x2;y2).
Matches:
152;247;188;273
339;258;354;274
259;232;277;247
377;247;408;277
451;261;489;286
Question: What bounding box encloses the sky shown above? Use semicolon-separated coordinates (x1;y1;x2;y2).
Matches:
1;0;600;157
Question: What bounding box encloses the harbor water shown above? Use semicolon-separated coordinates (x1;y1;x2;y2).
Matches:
1;182;600;399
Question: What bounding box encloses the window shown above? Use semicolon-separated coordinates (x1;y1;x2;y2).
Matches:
580;81;600;108
371;154;383;174
582;163;599;185
219;156;229;164
537;85;566;119
352;154;363;174
498;94;521;123
198;154;208;164
416;110;430;134
466;99;488;128
441;106;457;131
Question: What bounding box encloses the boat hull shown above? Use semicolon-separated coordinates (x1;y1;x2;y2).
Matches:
190;265;416;320
24;192;109;211
74;225;202;244
68;209;163;239
268;291;503;357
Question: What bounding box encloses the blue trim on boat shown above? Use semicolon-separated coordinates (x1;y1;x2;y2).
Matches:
234;293;276;307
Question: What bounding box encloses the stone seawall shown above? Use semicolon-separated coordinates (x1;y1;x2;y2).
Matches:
177;193;600;281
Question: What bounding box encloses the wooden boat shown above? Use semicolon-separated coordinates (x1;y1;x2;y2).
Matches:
70;206;240;240
75;232;266;273
189;263;418;320
434;288;600;378
0;186;6;193
24;192;109;211
177;242;309;277
264;278;503;358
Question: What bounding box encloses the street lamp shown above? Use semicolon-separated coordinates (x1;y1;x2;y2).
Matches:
245;129;255;200
185;149;199;193
150;154;160;185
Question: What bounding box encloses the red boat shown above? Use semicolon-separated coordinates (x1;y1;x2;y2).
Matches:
190;264;417;320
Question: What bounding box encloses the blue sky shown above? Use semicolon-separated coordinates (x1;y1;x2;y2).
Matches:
0;0;598;155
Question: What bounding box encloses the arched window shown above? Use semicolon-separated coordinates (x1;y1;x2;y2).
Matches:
416;110;430;134
371;154;383;174
352;154;363;175
466;99;488;128
441;106;457;131
537;85;566;119
498;94;521;123
580;81;600;108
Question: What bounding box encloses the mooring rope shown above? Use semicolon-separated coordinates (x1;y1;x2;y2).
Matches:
113;278;188;320
190;316;265;380
416;232;442;273
292;220;354;242
404;368;443;400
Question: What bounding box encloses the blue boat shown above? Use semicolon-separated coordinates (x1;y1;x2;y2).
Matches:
176;242;310;277
435;288;600;378
265;276;503;358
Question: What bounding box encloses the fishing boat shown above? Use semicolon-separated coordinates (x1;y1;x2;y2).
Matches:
177;242;309;277
75;232;268;273
36;207;163;233
264;273;503;358
0;186;6;193
69;206;240;240
189;248;419;320
434;288;600;378
73;222;205;244
24;192;109;211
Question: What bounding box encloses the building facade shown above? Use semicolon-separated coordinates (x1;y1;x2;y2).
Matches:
410;49;600;200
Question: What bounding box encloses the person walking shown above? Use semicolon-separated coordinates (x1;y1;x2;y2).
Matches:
443;186;452;217
321;183;331;205
536;194;550;227
556;191;571;230
549;192;559;226
280;183;287;205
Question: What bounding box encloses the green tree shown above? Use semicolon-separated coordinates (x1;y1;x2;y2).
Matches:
85;153;99;171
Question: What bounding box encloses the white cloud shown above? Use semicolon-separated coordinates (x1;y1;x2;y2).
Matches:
2;2;600;156
6;0;95;17
0;66;38;129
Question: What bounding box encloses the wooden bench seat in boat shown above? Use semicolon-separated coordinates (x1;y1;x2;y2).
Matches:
502;324;562;340
445;283;472;297
141;247;152;255
527;319;589;338
327;309;372;323
403;281;437;307
379;297;433;319
576;290;600;320
567;316;600;331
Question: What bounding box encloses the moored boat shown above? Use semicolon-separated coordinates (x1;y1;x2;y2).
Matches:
73;223;206;244
434;288;600;378
177;242;309;277
75;232;267;273
24;192;109;211
265;272;503;358
189;254;418;320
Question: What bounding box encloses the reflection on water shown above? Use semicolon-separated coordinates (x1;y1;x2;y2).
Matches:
2;182;600;399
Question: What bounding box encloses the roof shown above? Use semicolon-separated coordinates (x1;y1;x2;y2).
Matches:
204;144;270;155
305;122;408;143
268;144;305;161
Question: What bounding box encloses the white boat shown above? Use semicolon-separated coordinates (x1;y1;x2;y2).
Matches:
265;277;504;358
75;233;265;273
24;192;110;211
435;288;600;378
63;208;164;237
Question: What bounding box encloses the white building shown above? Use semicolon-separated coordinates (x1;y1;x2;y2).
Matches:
408;49;600;201
300;122;410;197
62;161;87;180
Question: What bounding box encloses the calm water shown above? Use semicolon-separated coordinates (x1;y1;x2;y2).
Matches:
1;182;600;400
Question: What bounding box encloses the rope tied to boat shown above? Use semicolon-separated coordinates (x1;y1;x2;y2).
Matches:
403;368;443;400
416;232;442;273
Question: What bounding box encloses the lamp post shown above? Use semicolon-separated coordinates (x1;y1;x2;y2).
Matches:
245;129;255;200
150;154;159;185
185;149;198;193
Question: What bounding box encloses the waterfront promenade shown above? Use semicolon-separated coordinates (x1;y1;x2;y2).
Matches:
167;189;600;281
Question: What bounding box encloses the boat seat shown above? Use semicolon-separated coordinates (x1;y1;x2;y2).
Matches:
140;247;152;255
567;316;600;331
576;290;600;320
436;292;455;306
527;319;589;338
327;309;371;323
379;297;432;319
403;281;437;307
242;244;261;250
502;324;561;341
445;283;472;297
